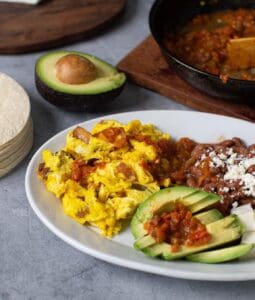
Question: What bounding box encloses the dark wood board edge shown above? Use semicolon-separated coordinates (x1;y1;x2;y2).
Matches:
0;1;126;54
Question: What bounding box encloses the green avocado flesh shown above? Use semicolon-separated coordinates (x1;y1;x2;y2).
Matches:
131;187;243;261
194;209;223;225
35;51;126;95
186;244;253;264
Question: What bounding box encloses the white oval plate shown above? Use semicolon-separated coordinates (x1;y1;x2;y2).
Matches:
25;110;255;281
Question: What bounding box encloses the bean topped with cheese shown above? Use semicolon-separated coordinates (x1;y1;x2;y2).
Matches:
170;138;255;214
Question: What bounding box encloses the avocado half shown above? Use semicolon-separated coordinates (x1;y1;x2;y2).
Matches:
35;51;126;111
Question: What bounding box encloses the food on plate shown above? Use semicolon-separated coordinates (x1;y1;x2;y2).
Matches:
164;8;255;82
37;120;173;236
168;138;255;215
35;51;126;111
0;73;33;177
37;117;255;263
131;187;254;263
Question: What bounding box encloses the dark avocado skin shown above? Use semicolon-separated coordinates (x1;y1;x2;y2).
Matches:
35;73;125;112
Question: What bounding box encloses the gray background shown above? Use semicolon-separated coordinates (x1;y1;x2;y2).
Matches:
1;1;255;299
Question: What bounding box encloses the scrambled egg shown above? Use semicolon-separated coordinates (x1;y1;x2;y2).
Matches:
38;120;172;237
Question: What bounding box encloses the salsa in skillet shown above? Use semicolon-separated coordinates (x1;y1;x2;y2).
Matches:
164;8;255;82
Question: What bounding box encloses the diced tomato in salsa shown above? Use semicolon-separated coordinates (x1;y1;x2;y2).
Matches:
144;203;211;252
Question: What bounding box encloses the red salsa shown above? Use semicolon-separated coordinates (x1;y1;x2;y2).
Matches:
144;203;211;252
165;9;255;81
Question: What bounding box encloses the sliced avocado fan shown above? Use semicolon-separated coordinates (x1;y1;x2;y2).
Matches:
131;186;243;260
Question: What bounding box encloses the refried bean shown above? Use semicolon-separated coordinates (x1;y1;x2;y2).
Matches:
169;138;255;215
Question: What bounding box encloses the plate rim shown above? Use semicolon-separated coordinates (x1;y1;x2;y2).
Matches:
25;109;255;281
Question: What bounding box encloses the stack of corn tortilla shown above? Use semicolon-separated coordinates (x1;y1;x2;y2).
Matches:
0;73;33;177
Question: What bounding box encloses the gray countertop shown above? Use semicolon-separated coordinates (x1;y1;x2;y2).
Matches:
1;1;255;299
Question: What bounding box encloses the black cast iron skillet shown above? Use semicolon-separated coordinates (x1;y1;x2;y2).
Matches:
149;0;255;100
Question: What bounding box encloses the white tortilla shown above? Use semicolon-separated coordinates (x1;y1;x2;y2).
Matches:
0;135;33;169
0;127;33;166
0;116;32;155
0;125;33;176
0;73;30;147
0;121;33;163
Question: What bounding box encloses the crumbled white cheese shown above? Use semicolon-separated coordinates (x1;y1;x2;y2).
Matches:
208;150;225;168
243;157;255;169
200;154;207;160
209;151;216;158
212;156;224;168
197;146;255;197
224;165;246;180
218;153;227;160
220;187;230;193
226;148;234;156
227;154;237;165
209;161;214;168
242;174;255;197
194;161;200;167
224;153;255;197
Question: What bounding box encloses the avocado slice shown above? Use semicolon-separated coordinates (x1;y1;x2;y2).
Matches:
131;186;243;260
189;193;220;213
194;209;223;225
35;51;126;111
141;215;242;260
186;244;254;264
131;186;220;239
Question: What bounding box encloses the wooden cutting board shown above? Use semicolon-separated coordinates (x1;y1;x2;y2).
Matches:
0;0;126;54
118;36;255;123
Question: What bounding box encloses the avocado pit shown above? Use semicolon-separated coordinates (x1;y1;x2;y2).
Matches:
55;54;97;85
